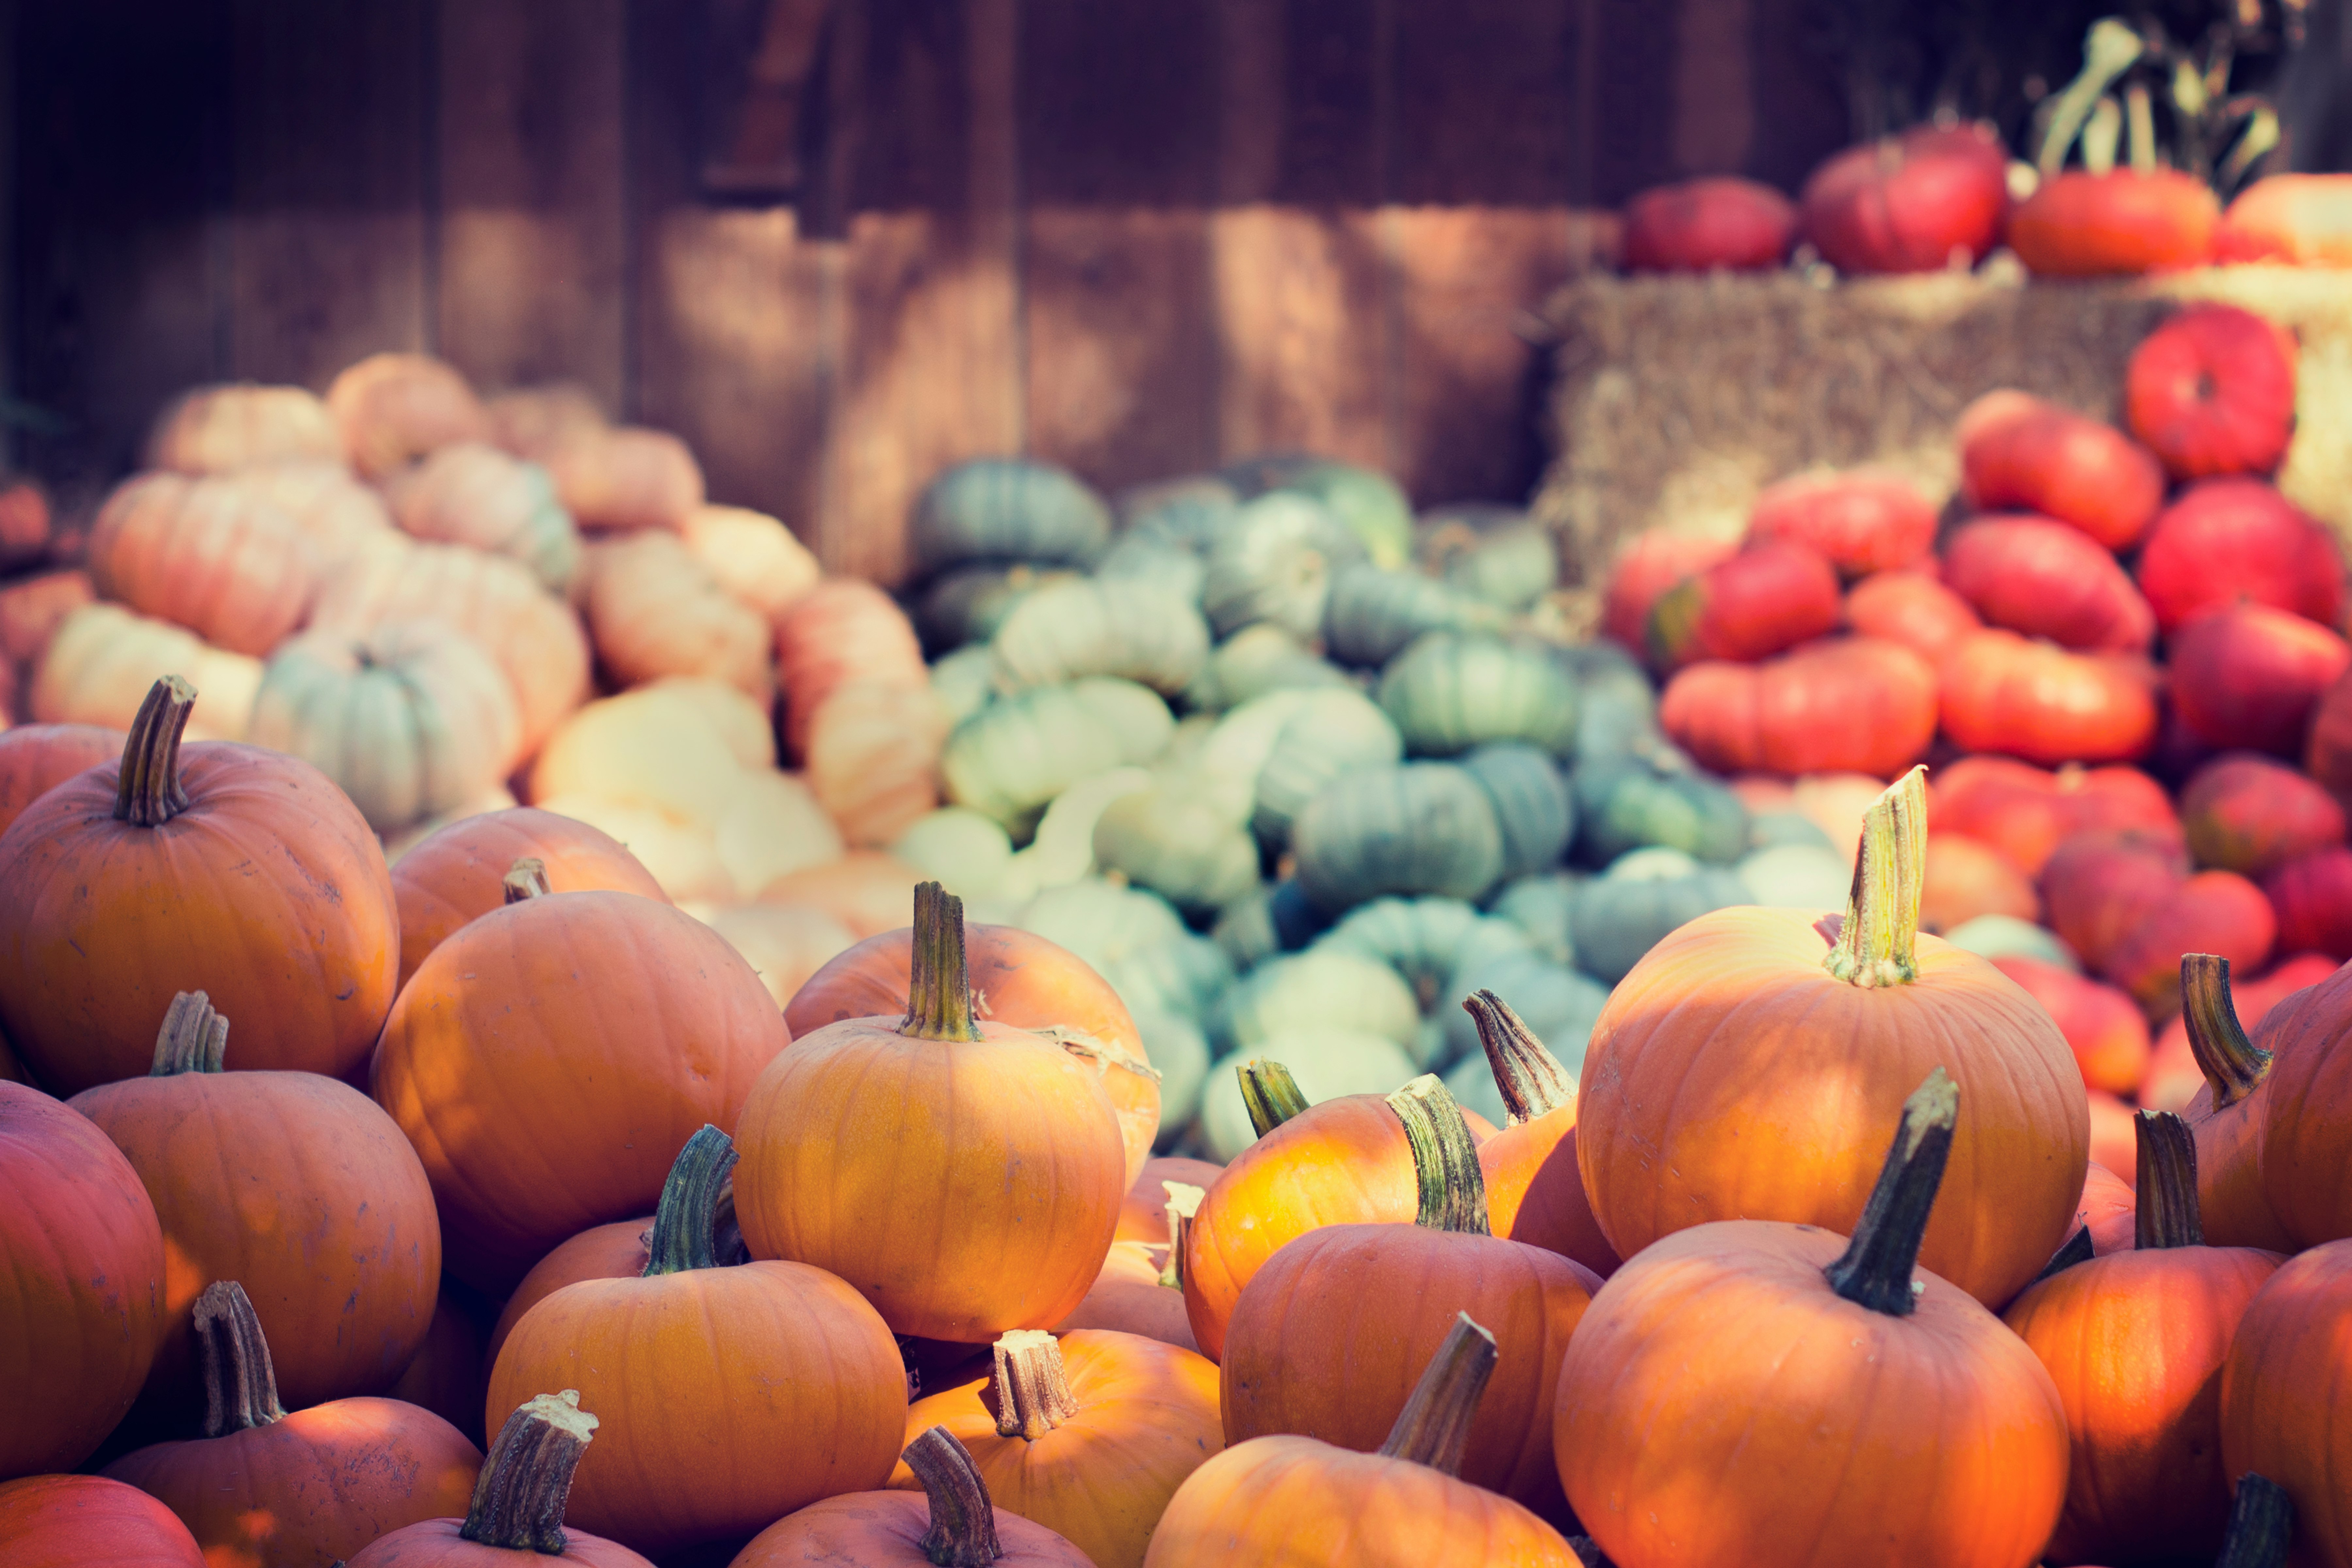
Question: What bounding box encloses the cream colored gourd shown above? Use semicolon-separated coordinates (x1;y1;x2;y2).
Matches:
31;602;262;742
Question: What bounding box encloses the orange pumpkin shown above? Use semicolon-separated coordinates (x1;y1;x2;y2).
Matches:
1843;568;1983;666
2078;1158;2140;1257
485;1219;651;1371
2249;959;2352;1248
105;1281;482;1565
1958;388;2168;550
1558;1071;2070;1568
538;426;704;532
486;383;608;459
1922;832;2041;932
144;383;342;474
786;914;1160;1188
374;868;788;1291
2142;951;2338;1112
2100;871;2277;1019
1118;1156;1226;1243
0;1474;204;1567
1600;532;1737;652
384;1288;490;1448
2170;955;2302;1252
87;472;318;657
1052;1238;1199;1353
2010;168;2220;278
2043;827;2191;972
383;441;581;596
0;679;399;1094
734;885;1129;1341
69;991;439;1421
759;850;928;937
0;1080;167;1478
1934;755;2180;878
1578;768;2089;1307
326;353;492;480
736;1426;1089;1567
1746;468;1936;577
344;1390;654;1568
0;568;95;677
774;579;929;760
485;1126;906;1555
390;806;667;991
1937;629;2158;765
1658;635;1937;779
1147;1314;1577;1565
2219;1239;2352;1566
0;722;123;839
235;458;397;573
1462;990;1619;1279
580;530;773;700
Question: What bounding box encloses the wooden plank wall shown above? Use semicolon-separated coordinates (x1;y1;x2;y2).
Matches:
8;0;1848;585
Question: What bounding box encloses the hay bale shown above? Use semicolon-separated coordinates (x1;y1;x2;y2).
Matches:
1531;264;2352;602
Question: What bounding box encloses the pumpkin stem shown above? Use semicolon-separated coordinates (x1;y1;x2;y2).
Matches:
192;1280;286;1437
2134;1110;2204;1250
150;990;228;1075
1463;988;1574;1123
1239;1058;1309;1138
2217;1474;2296;1568
711;1176;750;1267
905;1426;1004;1567
2182;954;2270;1111
1387;1074;1491;1234
988;1330;1079;1440
1823;1068;1958;1316
641;1125;738;1277
1376;1312;1497;1477
461;1391;599;1555
903;882;982;1042
2033;1224;2097;1284
1158;1181;1205;1291
114;676;197;828
1822;766;1927;989
502;858;551;903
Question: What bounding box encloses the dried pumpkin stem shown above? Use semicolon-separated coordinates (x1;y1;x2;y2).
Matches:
2217;1474;2296;1568
903;882;982;1042
193;1280;286;1437
1464;989;1574;1123
2182;954;2270;1111
1388;1074;1491;1235
1824;1068;1958;1316
1376;1312;1497;1477
2033;1225;2096;1284
1822;766;1927;989
150;990;228;1075
1240;1059;1310;1138
1158;1181;1205;1290
2135;1110;2204;1250
989;1330;1078;1440
905;1426;1004;1567
502;858;552;903
461;1391;599;1554
113;676;197;828
642;1125;739;1277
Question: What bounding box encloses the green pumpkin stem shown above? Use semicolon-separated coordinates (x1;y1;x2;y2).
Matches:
461;1391;599;1554
1376;1312;1497;1477
989;1330;1078;1440
2217;1474;2296;1568
1159;1181;1205;1291
1824;1068;1958;1316
641;1125;739;1277
114;676;197;828
1239;1059;1309;1138
905;1426;1004;1567
192;1280;286;1437
2033;1225;2097;1284
502;858;551;904
1822;766;1928;989
2182;954;2270;1111
2135;1110;2204;1250
1387;1074;1491;1235
1463;988;1574;1123
903;882;982;1042
150;990;228;1075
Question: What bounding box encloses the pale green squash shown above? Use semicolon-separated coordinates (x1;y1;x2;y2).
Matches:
1200;492;1366;639
930;644;998;726
1560;641;1660;759
1249;687;1404;849
1092;780;1262;916
1736;841;1853;909
1315;896;1533;1017
1018;766;1152;888
990;576;1210;696
1188;623;1354;714
914;562;1082;652
1488;872;1582;967
1267;460;1415;569
1135;1009;1212;1142
1117;474;1239;547
1215;948;1421;1057
1322;563;1502;668
1943;914;2082;972
1570;846;1750;984
1199;1031;1417;1161
1095;533;1208;607
889;806;1016;897
1571;749;1748;865
1292;761;1505;913
910;458;1112;578
941;677;1173;829
1416;503;1558;611
1746;810;1838;852
1378;631;1580;759
1438;946;1610;1074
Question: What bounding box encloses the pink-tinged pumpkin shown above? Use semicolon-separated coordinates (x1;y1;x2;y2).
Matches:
2042;828;2190;974
1620;176;1798;272
774;579;929;761
1745;468;1936;576
806;680;950;848
2212;172;2352;266
1659;635;1935;779
1842;568;1981;666
580;531;772;702
145;383;342;475
1799;122;2011;274
2126;303;2299;480
2009;168;2219;277
1921;832;2040;933
1934;757;2179;878
2078;1159;2140;1252
2085;1089;2140;1185
237;459;399;574
2180;752;2346;878
539;426;704;532
87;472;318;657
2170;603;2352;757
2101;871;2278;1021
678;504;820;619
1599;532;1736;652
1937;629;2158;766
0;569;94;675
1644;539;1842;672
2135;478;2344;634
1992;956;2151;1096
383;441;581;596
2267;849;2352;963
0;722;124;840
1940;514;2155;654
0;1474;203;1566
760;851;928;939
1957;389;2166;549
327;353;491;480
2312;667;2352;796
2142;951;2339;1114
485;382;608;460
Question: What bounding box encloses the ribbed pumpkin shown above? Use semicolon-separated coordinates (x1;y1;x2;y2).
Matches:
1799;121;2010;273
1199;493;1366;641
70;992;439;1418
1322;563;1501;668
991;576;1211;696
737;1427;1089;1568
30;601;262;742
326;353;492;480
0;1080;166;1478
775;578;930;760
2100;871;2277;1020
384;1290;489;1447
1936;755;2180;877
1745;467;1936;576
371;868;789;1290
1568;847;1750;986
146;383;341;474
943;679;1174;829
2142;952;2337;1114
1571;750;1749;865
2213;171;2352;264
2126;303;2300;481
383;441;581;596
580;530;772;700
806;679;951;848
911;459;1113;579
0;1474;204;1566
2008;168;2220;278
1054;1236;1199;1351
677;503;820;619
1659;634;1936;778
1937;628;2158;765
1250;687;1404;848
106;1281;482;1566
0;722;122;839
537;425;704;532
1560;1073;2067;1568
1941;513;2155;653
1600;531;1736;651
1842;567;1983;665
1375;632;1578;759
249;620;522;833
88;472;318;656
1460;744;1572;882
1292;762;1504;913
2136;478;2344;634
1644;538;1841;672
2170;602;2352;757
487;1128;907;1555
2181;752;2346;877
2219;1239;2352;1566
2170;955;2301;1252
0;565;94;673
735;885;1128;1341
1991;956;2150;1096
2251;962;2352;1247
390;807;667;991
2266;848;2352;961
1957;388;2166;549
1578;770;2088;1306
237;458;399;573
1621;175;1798;270
0;680;399;1093
759;850;928;938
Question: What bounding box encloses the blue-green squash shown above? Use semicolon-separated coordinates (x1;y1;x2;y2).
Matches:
1416;503;1559;611
1377;631;1580;759
1249;687;1403;849
1321;563;1501;668
1214;948;1421;1057
1569;845;1749;984
1462;742;1574;880
1291;761;1505;912
1198;1030;1417;1161
913;562;1082;653
909;457;1112;578
1570;748;1748;865
1488;872;1582;967
1199;493;1365;639
1438;945;1610;1074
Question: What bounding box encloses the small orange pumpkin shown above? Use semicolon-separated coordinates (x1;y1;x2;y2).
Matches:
1052;1236;1199;1352
1462;990;1620;1279
1118;1157;1226;1242
383;441;581;596
773;579;929;760
678;503;820;619
2177;954;2301;1251
735;1426;1089;1567
538;425;704;532
145;383;342;474
2249;958;2352;1248
579;529;772;699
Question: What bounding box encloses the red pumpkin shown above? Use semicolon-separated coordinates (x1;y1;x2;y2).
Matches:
0;1474;203;1567
2212;172;2352;266
2143;951;2340;1114
1842;569;1982;666
1937;629;2158;765
1940;513;2156;653
2267;849;2352;962
2253;962;2352;1247
2010;168;2219;276
2181;752;2346;877
2101;871;2278;1019
1745;468;1936;576
2170;603;2352;756
0;722;123;840
2126;303;2299;480
2135;478;2344;634
1621;176;1797;272
1645;539;1842;671
1799;122;2010;274
1921;832;2040;933
1957;389;2166;549
2042;828;2190;973
1993;956;2151;1096
1599;533;1735;653
1935;757;2179;877
2311;667;2352;796
1659;635;1936;778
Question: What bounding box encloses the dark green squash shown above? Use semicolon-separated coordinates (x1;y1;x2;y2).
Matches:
1322;564;1502;668
1200;493;1367;640
909;458;1113;578
1462;743;1574;881
913;563;1082;654
1378;632;1580;759
1570;846;1750;984
1291;761;1506;913
1570;748;1748;866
